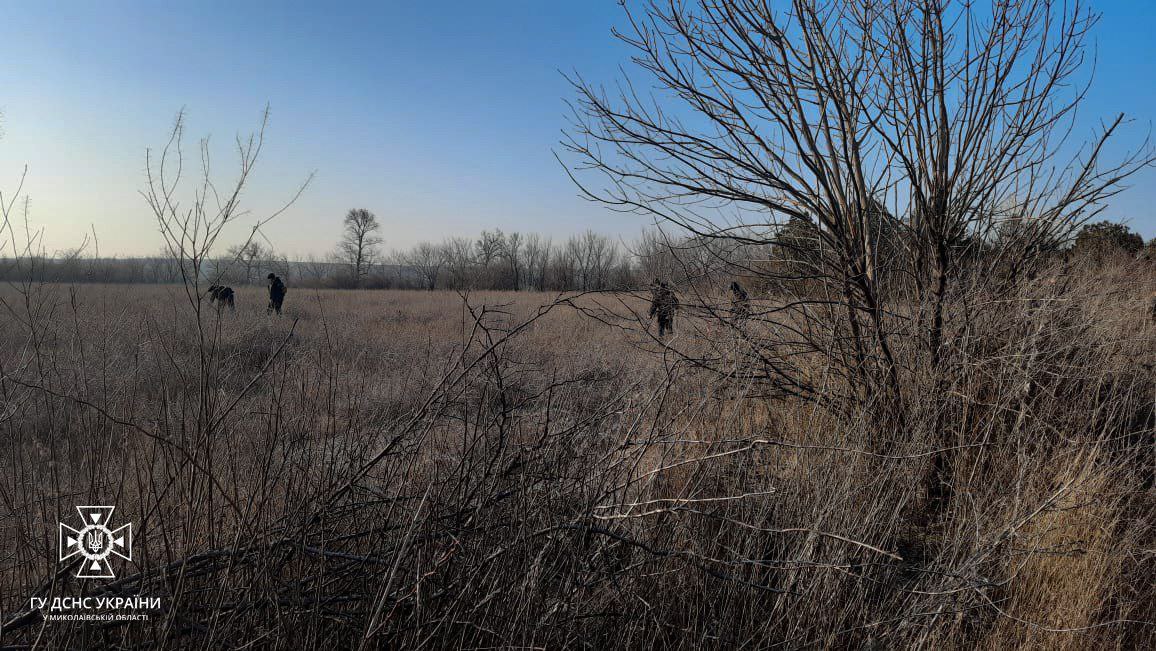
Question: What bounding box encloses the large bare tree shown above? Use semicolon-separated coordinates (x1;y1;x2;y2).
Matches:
338;208;383;286
565;0;1152;417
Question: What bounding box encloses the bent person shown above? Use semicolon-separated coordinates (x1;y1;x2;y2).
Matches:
267;273;287;315
208;284;235;311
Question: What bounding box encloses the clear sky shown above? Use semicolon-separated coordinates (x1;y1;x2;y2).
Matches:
1;1;1154;258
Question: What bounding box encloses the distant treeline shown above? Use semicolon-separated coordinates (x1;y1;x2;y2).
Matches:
2;220;1152;291
0;230;661;291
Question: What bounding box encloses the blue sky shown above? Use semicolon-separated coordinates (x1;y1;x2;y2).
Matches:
0;1;1153;257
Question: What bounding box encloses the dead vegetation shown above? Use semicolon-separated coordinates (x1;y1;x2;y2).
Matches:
1;2;1153;645
0;270;1150;649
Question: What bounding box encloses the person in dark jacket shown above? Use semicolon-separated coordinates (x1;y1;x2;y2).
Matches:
207;284;235;311
267;273;287;315
648;281;679;337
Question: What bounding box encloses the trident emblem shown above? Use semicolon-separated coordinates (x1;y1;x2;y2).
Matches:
59;506;132;579
86;529;104;554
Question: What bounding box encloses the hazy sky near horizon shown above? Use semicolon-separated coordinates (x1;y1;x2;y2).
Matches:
2;1;1155;258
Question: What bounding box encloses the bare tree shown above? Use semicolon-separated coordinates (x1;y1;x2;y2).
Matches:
226;241;267;284
144;108;309;305
300;254;335;284
404;241;446;290
634;228;677;285
551;239;578;291
565;0;1152;416
563;230;620;290
523;233;551;291
475;229;505;269
442;236;475;289
337;208;383;287
502;231;524;290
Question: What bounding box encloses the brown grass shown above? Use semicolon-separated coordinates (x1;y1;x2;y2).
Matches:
0;274;1152;648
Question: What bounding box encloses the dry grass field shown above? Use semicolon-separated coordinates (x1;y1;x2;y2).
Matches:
0;274;1153;649
7;0;1156;647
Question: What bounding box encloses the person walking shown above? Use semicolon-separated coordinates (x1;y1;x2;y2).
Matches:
267;273;287;315
648;281;679;337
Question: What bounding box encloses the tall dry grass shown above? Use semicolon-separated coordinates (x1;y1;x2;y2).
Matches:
0;268;1152;648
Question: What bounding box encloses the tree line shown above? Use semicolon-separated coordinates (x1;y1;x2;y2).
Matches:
0;214;1151;290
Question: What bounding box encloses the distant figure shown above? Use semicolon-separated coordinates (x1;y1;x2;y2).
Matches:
730;280;750;321
649;281;679;337
207;284;235;311
267;273;287;315
1150;290;1156;324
